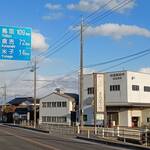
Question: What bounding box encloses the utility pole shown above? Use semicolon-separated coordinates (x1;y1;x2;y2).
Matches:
93;73;97;132
80;17;84;128
2;84;7;111
4;83;6;109
33;57;37;128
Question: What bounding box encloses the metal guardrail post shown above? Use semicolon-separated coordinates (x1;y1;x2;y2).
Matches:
87;130;90;138
145;127;148;147
112;127;115;137
117;126;120;137
102;128;104;138
49;125;51;134
77;125;80;134
123;128;126;143
94;127;97;135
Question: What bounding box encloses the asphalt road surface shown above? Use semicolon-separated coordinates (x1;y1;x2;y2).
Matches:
0;125;132;150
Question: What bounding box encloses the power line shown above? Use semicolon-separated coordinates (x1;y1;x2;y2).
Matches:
36;47;150;93
87;0;132;25
37;0;113;59
0;66;32;72
100;51;150;72
85;48;150;68
37;0;130;63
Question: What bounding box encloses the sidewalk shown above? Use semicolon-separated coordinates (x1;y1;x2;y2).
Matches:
77;135;150;150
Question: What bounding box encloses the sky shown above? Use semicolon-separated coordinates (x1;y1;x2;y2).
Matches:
0;0;150;102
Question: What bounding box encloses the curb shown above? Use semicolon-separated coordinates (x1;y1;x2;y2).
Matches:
76;136;150;150
2;123;49;134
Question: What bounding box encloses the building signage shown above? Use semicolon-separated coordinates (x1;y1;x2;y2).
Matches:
110;72;125;80
0;26;31;61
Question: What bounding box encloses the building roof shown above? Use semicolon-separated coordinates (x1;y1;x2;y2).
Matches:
64;93;79;104
8;97;39;105
41;92;79;104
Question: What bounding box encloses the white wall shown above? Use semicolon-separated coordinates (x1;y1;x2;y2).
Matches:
83;74;94;125
39;93;72;125
83;73;104;125
82;71;150;126
105;71;128;105
127;71;150;103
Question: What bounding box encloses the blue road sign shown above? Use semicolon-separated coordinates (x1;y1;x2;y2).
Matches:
0;26;31;61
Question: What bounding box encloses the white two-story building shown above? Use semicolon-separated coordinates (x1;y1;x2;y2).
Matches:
39;90;79;126
83;70;150;127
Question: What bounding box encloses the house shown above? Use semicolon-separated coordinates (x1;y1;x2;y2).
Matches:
83;70;150;127
3;97;39;124
39;90;79;126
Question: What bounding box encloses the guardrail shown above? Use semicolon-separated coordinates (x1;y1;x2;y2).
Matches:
12;122;150;147
78;126;150;146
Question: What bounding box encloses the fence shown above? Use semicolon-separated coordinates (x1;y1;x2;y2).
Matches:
36;124;150;146
79;126;150;146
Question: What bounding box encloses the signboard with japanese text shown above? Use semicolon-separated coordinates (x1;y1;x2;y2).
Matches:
0;26;31;61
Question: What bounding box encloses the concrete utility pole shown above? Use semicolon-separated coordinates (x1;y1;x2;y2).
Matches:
93;73;97;131
4;83;6;109
33;57;37;128
2;84;7;111
80;17;84;128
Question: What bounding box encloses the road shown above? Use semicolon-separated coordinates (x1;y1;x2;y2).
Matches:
0;125;132;150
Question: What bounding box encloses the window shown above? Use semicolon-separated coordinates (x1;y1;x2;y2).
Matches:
132;85;139;91
62;102;67;107
42;116;47;122
110;85;120;91
83;114;87;121
42;102;47;108
87;87;94;94
44;116;67;123
147;118;150;123
57;102;61;107
52;102;56;107
57;117;61;123
52;116;56;122
62;116;67;123
47;102;51;107
144;86;150;92
47;116;51;122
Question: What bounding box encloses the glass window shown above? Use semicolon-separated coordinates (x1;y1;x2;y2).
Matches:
87;87;94;94
42;116;47;122
132;85;139;91
42;102;47;108
62;102;67;107
147;118;150;123
62;116;67;123
47;102;51;107
110;85;120;91
52;116;56;122
47;116;51;122
52;102;56;107
83;114;87;121
57;102;61;107
144;86;150;92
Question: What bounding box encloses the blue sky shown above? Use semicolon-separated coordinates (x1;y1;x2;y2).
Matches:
0;0;150;100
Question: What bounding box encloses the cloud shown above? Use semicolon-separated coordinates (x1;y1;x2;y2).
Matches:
45;3;62;10
80;23;150;39
42;12;64;21
32;31;49;51
139;68;150;74
67;0;135;13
